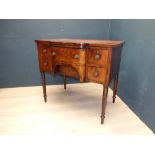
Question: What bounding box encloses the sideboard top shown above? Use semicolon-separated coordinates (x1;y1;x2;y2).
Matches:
35;38;125;48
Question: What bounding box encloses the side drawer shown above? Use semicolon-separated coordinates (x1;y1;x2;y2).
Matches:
37;43;52;72
87;66;107;84
87;48;109;67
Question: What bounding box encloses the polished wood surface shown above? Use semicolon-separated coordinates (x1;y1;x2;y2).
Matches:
35;38;124;124
87;66;107;84
87;48;109;67
36;38;124;48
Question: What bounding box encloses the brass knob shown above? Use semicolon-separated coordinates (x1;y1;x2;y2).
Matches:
43;49;47;53
95;54;100;60
52;51;56;56
93;69;99;77
44;62;48;66
73;54;80;59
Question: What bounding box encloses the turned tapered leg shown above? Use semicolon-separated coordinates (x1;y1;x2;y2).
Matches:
101;85;108;124
41;72;47;102
64;75;66;90
112;74;118;103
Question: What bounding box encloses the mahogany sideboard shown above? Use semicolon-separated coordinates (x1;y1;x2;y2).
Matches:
35;39;124;124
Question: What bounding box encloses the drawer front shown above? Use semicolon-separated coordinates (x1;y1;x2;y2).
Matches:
55;64;85;82
52;47;85;65
56;65;79;78
87;66;107;84
38;44;52;72
40;57;52;72
87;48;109;67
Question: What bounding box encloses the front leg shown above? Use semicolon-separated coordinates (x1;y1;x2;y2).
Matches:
101;85;108;124
112;74;118;103
64;75;66;90
41;72;47;102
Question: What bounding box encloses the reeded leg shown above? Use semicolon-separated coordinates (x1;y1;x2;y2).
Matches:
112;74;118;103
41;72;47;102
101;85;108;124
64;75;66;90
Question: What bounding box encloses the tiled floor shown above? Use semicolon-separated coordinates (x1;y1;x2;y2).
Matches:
0;83;153;134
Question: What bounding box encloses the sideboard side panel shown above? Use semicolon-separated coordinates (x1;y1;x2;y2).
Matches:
109;46;123;82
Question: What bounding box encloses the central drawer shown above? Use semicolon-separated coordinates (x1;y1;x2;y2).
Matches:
52;47;85;65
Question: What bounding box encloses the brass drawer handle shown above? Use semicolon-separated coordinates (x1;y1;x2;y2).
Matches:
95;54;101;60
93;69;99;77
52;51;56;56
44;62;48;66
43;49;47;53
73;54;80;59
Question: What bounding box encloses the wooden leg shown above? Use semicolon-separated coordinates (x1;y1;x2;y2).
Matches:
64;75;66;90
112;74;118;103
101;85;108;124
41;72;47;102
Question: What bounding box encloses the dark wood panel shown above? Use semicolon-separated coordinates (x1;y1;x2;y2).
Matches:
109;46;122;82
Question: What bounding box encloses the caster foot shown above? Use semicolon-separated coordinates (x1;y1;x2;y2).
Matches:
44;96;47;103
101;115;105;124
112;96;116;103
